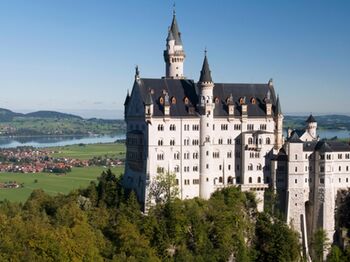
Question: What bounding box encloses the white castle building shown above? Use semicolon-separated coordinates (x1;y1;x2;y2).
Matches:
122;10;350;256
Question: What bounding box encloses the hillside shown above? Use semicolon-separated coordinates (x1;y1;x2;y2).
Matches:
284;114;350;130
0;108;125;136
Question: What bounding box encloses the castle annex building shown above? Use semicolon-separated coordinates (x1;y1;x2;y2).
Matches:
122;11;350;255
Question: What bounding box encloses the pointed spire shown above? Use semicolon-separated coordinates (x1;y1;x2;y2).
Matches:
170;8;182;45
306;114;316;123
275;95;282;115
135;65;140;80
199;49;213;83
124;90;130;106
166;28;175;41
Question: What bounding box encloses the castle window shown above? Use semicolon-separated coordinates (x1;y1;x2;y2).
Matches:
266;137;271;144
158;124;164;131
157;153;164;160
295;167;298;172
215;97;220;104
248;164;253;171
258;177;261;183
249;177;252;183
174;166;179;173
305;154;308;159
218;138;223;144
347;178;349;183
259;138;262;145
206;164;209;169
339;166;342;172
221;124;228;130
193;166;198;172
193;179;199;185
184;152;190;159
213;151;220;158
320;178;324;184
193;152;199;159
320;154;325;160
239;97;244;105
260;124;267;130
295;179;298;184
227;151;232;158
170;124;176;131
158;139;163;146
175;179;179;185
248;138;253;145
339;178;342;183
251;97;256;104
159;97;164;105
320;166;325;172
157;167;164;173
170;139;175;146
227;138;232;144
171;97;176;104
257;164;262;170
338;154;343;159
346;154;350;159
295;154;298;160
228;176;233;184
228;165;231;170
206;151;209;156
219;177;223;183
236;138;241;145
247;124;254;131
219;165;222;170
174;152;180;160
184;97;189;105
347;166;349;171
234;124;241;130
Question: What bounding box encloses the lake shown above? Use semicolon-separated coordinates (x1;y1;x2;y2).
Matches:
0;134;125;148
0;129;348;149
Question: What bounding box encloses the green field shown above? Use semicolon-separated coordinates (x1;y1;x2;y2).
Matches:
0;166;124;202
48;142;125;160
0;143;126;202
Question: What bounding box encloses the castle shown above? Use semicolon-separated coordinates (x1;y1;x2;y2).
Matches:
122;10;350;255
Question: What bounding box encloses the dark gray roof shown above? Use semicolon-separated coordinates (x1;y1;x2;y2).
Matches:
306;114;316;123
315;141;333;152
291;129;305;138
170;14;182;45
145;91;153;105
275;95;282;115
167;30;175;41
288;132;303;143
135;78;278;117
124;91;130;106
304;140;350;152
199;55;212;83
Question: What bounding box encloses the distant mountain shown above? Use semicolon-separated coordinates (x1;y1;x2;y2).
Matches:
26;111;83;120
284;115;350;130
0;108;24;121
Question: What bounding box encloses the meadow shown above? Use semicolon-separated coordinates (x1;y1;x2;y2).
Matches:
0;143;125;202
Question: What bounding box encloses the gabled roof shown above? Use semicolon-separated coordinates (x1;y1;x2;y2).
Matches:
145;91;153;105
288;132;303;143
170;14;182;45
306;114;316;123
124;91;130;106
199;54;212;83
315;141;333;152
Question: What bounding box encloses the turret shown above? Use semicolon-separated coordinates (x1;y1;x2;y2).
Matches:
163;9;186;79
306;114;317;139
145;90;153;118
274;94;284;150
198;51;215;199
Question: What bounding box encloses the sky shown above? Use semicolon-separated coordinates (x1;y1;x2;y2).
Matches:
0;0;349;119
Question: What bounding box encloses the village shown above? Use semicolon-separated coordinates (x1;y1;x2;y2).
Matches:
0;146;124;174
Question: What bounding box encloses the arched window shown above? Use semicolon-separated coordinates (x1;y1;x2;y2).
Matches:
248;138;253;145
158;124;164;131
219;177;223;183
266;137;271;144
258;177;262;183
257;164;262;170
227;176;233;184
259;138;262;144
249;177;252;183
158;139;163;146
248;164;253;171
174;152;180;160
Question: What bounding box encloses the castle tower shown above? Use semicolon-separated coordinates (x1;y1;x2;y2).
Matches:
306;114;317;139
274;94;284;151
163;9;186;79
198;51;215;199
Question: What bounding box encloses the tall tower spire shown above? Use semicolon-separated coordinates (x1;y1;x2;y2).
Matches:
163;7;186;79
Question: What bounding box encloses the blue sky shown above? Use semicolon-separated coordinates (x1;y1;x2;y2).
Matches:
0;0;349;118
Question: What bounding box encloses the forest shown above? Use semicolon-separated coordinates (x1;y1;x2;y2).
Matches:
0;169;349;261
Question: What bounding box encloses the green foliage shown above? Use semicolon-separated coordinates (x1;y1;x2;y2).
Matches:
311;228;330;262
0;170;302;261
148;170;179;204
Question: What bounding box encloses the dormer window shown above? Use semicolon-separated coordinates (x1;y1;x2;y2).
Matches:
251;97;256;104
239;97;245;105
159;97;164;105
184;97;189;105
215;97;220;104
171;96;176;104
